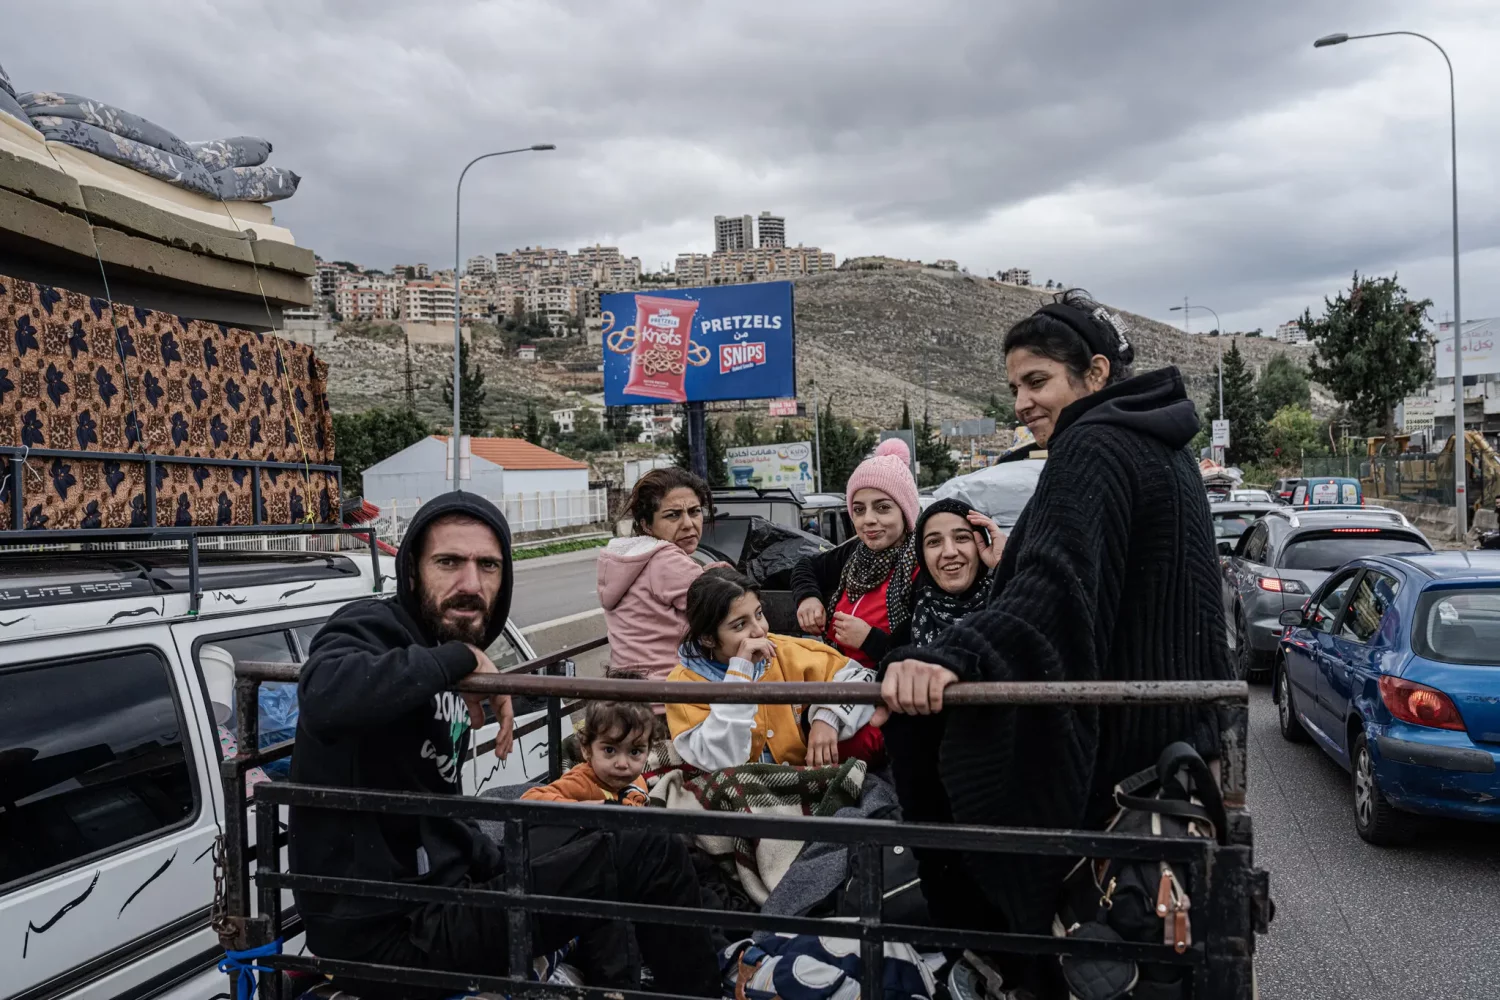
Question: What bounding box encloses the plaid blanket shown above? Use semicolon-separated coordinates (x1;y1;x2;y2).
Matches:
649;759;867;905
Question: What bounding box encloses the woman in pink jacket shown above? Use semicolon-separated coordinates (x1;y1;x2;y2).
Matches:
597;468;714;722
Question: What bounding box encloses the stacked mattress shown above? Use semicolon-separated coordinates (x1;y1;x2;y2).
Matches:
0;271;338;530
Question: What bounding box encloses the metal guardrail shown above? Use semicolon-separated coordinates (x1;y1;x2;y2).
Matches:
221;641;1260;1000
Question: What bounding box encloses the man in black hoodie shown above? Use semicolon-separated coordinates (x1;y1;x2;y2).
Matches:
288;491;720;995
879;293;1230;989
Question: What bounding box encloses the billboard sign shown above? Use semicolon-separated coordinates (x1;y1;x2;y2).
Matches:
1433;318;1500;379
941;417;997;438
724;442;815;489
1402;397;1437;431
601;282;795;405
768;398;799;417
1211;420;1230;448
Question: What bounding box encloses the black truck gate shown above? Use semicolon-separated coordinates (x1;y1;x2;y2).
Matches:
219;641;1267;1000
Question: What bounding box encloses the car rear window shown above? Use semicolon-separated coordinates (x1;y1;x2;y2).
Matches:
1279;531;1429;571
1212;511;1264;540
1415;588;1500;665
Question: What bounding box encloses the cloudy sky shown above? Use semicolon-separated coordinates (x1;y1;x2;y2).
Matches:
7;1;1497;336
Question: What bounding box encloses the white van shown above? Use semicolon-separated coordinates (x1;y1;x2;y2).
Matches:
0;538;552;1000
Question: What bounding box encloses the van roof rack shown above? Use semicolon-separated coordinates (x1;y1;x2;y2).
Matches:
0;445;381;614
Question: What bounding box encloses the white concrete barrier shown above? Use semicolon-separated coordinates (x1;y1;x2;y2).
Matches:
520;607;609;678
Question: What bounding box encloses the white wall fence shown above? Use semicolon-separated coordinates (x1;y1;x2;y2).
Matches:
376;488;608;543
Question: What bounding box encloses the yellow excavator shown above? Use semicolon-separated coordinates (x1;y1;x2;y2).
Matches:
1362;430;1500;514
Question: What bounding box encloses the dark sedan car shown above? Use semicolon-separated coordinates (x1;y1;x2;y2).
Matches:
1221;506;1430;681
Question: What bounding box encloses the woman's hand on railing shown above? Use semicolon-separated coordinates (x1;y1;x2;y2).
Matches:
881;659;959;715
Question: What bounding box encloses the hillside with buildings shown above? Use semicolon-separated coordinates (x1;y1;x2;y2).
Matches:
312;260;1314;432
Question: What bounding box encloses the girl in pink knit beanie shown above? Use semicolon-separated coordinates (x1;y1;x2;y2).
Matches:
790;438;920;671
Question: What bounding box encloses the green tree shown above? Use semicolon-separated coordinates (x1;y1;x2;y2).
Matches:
984;391;1016;425
1256;354;1311;419
914;420;956;487
672;412;729;487
1264;405;1325;464
730;414;762;448
1205;340;1265;466
404;266;416;280
523;401;542;445
815;397;878;491
899;399;912;431
441;338;488;436
1303;272;1433;445
773;419;797;443
331;408;431;497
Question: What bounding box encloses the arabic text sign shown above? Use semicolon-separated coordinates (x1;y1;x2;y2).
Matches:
1403;397;1437;431
724;442;815;489
1433;319;1500;379
602;282;796;405
1212;420;1230;448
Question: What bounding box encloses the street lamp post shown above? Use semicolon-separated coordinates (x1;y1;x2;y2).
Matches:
451;144;556;491
1315;30;1466;534
1170;303;1224;420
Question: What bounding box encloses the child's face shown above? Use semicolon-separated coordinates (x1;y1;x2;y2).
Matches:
586;728;651;792
713;591;768;659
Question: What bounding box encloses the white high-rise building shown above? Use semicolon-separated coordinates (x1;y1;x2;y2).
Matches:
465;254;493;276
403;281;456;324
757;212;786;248
714;214;754;252
1276;321;1308;345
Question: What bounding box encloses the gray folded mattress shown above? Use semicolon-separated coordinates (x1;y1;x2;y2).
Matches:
212;164;300;203
19;90;195;160
190;136;273;171
29;115;218;197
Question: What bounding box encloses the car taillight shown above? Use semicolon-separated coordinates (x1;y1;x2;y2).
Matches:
1379;676;1466;731
1258;577;1307;594
1332;528;1380;533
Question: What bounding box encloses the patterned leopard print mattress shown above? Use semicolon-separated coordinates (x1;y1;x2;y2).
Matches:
0;272;338;531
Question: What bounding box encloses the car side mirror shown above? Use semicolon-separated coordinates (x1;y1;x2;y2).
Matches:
1217;540;1234;556
1278;609;1304;628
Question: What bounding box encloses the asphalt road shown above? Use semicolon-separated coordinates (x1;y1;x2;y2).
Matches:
1248;686;1500;999
509;547;605;627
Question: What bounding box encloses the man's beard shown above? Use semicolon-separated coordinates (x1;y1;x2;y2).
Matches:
419;592;497;646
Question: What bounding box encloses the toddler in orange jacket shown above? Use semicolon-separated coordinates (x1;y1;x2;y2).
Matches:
522;701;655;806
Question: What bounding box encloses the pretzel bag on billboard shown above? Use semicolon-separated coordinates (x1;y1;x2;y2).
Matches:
623;295;699;402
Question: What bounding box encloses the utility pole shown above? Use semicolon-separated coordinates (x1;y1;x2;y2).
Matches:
923;337;931;428
1183;296;1191;335
402;329;416;413
811;380;823;493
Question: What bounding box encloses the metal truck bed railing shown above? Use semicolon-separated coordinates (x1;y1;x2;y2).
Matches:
220;639;1263;1000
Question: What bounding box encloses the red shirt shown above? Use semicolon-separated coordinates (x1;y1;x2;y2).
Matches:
825;574;894;669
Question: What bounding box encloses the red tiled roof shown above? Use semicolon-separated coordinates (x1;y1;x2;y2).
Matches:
434;436;589;471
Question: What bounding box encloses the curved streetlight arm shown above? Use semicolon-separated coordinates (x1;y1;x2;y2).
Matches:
1315;29;1464;532
451;144;556;490
1171;304;1225;419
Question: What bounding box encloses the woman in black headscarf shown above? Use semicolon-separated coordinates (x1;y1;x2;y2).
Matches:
882;497;1005;929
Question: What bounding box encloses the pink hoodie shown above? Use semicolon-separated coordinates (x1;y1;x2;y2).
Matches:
596;536;704;683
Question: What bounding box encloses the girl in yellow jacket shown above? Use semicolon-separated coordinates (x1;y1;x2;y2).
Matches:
666;568;879;772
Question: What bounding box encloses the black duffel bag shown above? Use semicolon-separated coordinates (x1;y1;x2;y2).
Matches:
1053;742;1227;1000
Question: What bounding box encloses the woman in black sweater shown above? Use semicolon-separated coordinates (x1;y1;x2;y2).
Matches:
878;291;1231;951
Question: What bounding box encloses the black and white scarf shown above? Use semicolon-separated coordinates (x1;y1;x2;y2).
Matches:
828;532;918;632
908;572;991;648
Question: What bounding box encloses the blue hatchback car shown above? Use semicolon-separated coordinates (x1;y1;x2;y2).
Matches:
1274;551;1500;844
